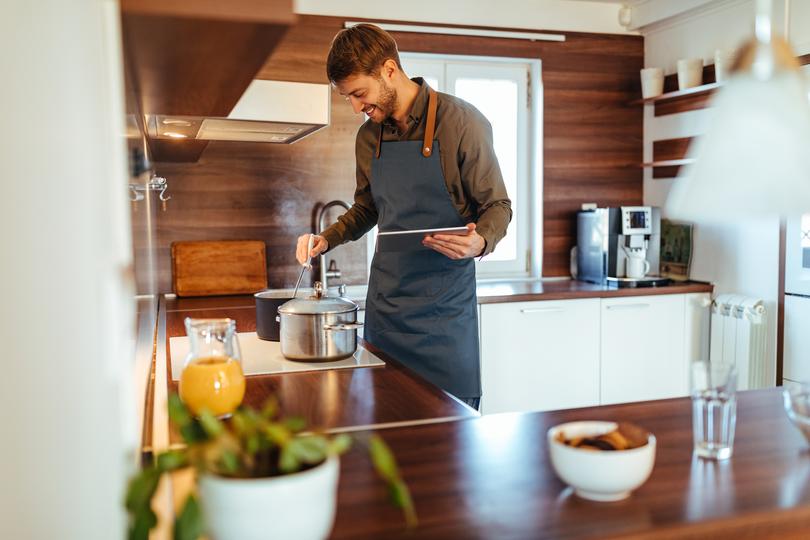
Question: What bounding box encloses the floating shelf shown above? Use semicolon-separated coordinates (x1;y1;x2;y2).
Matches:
630;82;722;106
640;159;695;168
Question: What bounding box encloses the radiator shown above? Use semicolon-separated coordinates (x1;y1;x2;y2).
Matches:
710;294;767;391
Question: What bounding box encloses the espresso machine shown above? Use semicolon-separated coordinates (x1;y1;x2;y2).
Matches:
576;206;670;288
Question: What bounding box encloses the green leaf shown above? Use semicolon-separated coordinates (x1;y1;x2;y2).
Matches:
179;421;208;444
261;397;279;419
327;434;352;456
264;423;290;446
367;435;418;527
125;467;160;512
245;433;261;455
168;393;192;428
283;416;307;433
198;409;224;437
128;506;157;540
156;450;188;472
231;407;261;437
388;480;413;517
220;450;240;475
289;436;328;464
369;435;399;482
174;494;205;540
279;445;300;473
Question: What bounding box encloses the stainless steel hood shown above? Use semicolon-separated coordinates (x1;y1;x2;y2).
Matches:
145;80;330;144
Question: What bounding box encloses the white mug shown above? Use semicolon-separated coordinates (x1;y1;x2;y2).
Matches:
714;49;734;83
626;256;651;279
676;58;703;90
640;67;664;99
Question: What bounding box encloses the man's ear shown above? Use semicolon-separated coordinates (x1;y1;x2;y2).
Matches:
380;59;399;80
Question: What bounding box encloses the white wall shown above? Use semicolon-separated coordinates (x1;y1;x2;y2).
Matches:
295;0;635;35
0;1;135;538
640;0;805;386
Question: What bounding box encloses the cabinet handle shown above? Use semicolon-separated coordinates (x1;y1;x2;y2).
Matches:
606;303;650;310
520;307;565;314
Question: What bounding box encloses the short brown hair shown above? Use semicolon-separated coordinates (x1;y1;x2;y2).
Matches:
326;24;402;83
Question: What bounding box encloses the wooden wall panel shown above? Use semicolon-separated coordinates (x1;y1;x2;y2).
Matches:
653;137;693;162
154;90;364;292
154;16;643;289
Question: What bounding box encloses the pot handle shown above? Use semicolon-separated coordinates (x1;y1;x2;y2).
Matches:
323;322;364;331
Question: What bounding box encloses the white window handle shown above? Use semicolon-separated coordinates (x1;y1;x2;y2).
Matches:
520;307;565;314
606;303;650;310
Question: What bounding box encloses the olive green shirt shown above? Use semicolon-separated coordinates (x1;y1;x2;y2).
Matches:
321;78;512;256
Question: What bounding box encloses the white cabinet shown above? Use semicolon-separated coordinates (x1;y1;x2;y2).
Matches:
480;298;600;414
600;294;688;405
684;293;712;363
784;295;810;382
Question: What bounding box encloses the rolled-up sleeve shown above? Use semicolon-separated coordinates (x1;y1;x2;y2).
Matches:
456;111;512;256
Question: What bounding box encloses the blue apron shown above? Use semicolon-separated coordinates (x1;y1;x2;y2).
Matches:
364;89;481;399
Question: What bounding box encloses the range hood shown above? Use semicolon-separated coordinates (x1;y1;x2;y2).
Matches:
145;80;330;144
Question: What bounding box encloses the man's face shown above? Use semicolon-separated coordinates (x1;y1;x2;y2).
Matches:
335;72;397;124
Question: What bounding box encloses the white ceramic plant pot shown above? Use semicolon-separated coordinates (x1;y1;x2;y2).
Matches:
198;456;340;540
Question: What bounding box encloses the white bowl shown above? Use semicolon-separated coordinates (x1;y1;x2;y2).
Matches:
547;421;656;502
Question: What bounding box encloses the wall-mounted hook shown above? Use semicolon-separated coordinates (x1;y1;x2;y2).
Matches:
129;184;145;202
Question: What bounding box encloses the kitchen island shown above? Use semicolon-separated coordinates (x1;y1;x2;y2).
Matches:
144;280;810;540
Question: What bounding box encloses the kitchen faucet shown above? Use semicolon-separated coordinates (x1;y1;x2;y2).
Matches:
316;200;351;292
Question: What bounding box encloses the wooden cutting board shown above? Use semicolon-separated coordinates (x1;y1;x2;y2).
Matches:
171;240;267;297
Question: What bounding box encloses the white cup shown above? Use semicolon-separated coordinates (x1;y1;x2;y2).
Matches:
626;256;651;279
713;49;734;83
677;58;703;90
640;67;664;99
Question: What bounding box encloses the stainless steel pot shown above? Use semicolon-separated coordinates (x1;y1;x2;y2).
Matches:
276;282;363;361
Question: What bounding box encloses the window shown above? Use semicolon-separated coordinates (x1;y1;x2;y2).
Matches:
399;53;541;278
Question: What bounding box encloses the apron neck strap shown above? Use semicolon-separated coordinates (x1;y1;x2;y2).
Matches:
374;88;439;159
422;88;438;158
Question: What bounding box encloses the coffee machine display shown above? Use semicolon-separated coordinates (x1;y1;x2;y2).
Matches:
576;206;671;288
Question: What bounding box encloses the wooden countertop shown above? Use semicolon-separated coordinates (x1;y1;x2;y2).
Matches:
330;388;810;539
476;279;713;304
167;279;714;312
159;296;476;445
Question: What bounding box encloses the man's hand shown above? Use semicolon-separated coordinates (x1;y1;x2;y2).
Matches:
296;234;328;264
422;223;485;260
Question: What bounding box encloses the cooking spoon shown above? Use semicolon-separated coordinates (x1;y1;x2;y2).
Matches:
292;234;314;298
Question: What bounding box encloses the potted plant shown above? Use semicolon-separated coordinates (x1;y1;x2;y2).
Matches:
126;394;416;540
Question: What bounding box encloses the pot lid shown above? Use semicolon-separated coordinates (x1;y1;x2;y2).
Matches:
277;282;357;315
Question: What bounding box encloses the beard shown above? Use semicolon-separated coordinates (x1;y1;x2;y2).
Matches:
370;78;397;123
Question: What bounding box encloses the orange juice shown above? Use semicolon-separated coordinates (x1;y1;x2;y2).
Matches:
179;356;246;417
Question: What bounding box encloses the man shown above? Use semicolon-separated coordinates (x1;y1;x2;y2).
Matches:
295;23;511;409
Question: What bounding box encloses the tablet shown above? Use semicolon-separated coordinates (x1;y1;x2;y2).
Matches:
375;226;469;253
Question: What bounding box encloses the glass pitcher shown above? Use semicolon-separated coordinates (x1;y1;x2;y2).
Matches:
179;318;246;418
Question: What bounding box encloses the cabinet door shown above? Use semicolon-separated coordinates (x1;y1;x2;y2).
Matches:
480;298;600;414
684;293;711;363
600;294;687;405
784;295;810;382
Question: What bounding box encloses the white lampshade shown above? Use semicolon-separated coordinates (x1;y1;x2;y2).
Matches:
666;26;810;222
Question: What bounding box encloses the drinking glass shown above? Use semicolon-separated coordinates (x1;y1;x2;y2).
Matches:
179;318;245;418
783;381;810;444
690;361;737;460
